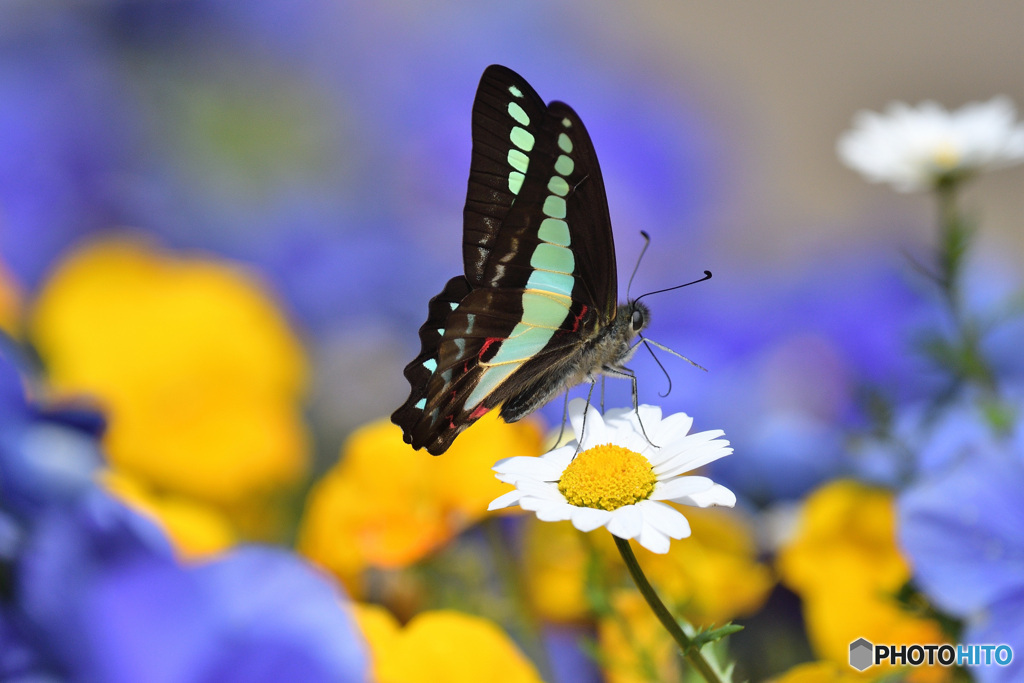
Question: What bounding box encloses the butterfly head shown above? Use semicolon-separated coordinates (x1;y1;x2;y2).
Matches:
626;300;650;335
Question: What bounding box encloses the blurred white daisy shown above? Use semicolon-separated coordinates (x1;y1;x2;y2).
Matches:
488;399;735;554
837;96;1024;192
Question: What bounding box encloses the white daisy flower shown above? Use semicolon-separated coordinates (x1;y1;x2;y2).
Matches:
488;399;735;554
837;96;1024;192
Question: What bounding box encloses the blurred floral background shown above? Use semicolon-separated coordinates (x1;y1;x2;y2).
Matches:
1;2;1023;682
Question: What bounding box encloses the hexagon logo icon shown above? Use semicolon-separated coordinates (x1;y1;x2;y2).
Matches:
849;638;873;671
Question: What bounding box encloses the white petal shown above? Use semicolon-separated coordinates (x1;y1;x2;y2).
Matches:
542;445;577;472
637;521;671;554
636;500;691;539
571;399;614;449
655;440;733;478
488;489;524;511
534;500;574;522
517;479;565;502
652;476;713;501
675;484;737;508
570;506;613;532
606;505;643;540
493;455;563;482
648;411;692;447
602;406;634;424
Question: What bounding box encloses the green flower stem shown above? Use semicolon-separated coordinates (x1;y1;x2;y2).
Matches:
933;179;997;393
613;536;723;683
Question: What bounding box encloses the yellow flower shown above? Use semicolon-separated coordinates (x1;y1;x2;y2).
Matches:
30;239;309;514
632;507;775;625
768;660;868;683
298;412;543;589
523;519;591;623
0;258;23;336
523;508;773;626
352;604;543;683
598;590;680;683
102;470;236;559
777;481;950;683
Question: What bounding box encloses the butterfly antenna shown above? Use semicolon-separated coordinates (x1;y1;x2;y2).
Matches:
643;336;707;372
640;335;673;398
626;231;652;300
634;270;712;305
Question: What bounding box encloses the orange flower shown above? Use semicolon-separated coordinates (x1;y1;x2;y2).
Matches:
30;238;310;531
598;590;680;683
353;604;543;683
777;481;950;683
523;508;773;626
298;412;543;589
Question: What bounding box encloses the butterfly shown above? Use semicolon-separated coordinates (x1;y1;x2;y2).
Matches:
392;64;651;455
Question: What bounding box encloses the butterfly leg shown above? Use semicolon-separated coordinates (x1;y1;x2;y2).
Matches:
603;366;657;448
555;391;570;446
572;381;598;458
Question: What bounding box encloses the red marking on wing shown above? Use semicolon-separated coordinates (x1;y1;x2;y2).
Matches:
479;336;501;359
448;415;457;429
469;405;489;420
571;304;589;332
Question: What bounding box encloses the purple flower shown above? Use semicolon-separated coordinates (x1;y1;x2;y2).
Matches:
899;445;1024;683
0;351;369;681
599;244;937;503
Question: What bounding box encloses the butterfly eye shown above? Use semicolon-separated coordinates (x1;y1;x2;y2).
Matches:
630;309;645;331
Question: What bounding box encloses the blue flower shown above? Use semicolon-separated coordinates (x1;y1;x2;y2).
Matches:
851;391;1009;486
899;444;1024;683
0;350;369;681
605;245;937;504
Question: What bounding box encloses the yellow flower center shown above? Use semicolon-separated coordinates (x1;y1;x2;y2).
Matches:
557;443;657;511
931;140;961;171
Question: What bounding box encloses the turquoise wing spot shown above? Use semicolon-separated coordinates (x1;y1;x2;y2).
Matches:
542;196;566;219
527;268;574;297
538;218;570;246
508;101;530;126
508;84;523;98
531;243;575;275
414;398;426;410
519;290;572;327
558;133;573;153
548;176;570;197
423;358;438;373
448;302;458;310
465;363;517;409
510;126;535;152
468;320;561;408
507;149;529;173
509;171;525;195
554;154;574;176
561;117;572;128
437;327;446;336
486;323;557;365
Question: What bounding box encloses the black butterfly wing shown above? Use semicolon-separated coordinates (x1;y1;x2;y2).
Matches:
393;65;619;454
464;66;618;319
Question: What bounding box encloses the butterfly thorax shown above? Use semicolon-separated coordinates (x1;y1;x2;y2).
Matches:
591;300;650;375
498;300;650;423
